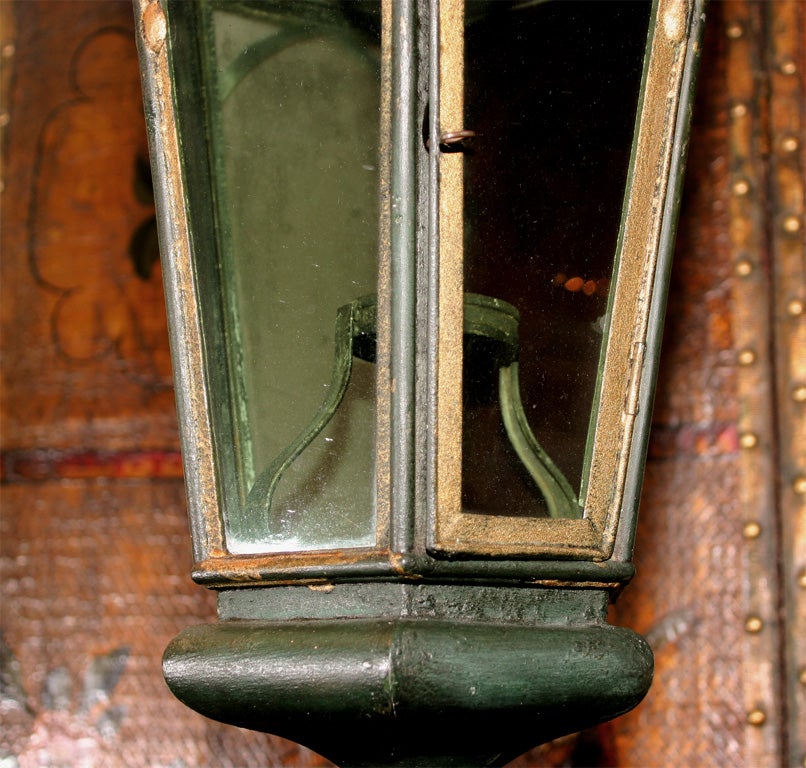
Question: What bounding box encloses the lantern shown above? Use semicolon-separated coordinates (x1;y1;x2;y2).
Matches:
135;0;705;764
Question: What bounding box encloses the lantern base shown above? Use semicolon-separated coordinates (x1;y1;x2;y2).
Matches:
163;585;652;766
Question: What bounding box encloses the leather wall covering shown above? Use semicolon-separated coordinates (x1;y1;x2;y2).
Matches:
1;1;803;766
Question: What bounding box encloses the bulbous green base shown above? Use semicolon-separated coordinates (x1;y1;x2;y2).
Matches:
163;585;652;767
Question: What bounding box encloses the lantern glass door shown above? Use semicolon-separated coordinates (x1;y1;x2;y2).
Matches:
198;1;384;554
433;0;654;554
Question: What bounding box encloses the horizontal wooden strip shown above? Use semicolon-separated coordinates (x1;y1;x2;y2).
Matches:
1;449;184;481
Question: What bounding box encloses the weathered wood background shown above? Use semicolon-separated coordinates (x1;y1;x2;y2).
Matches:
1;2;803;766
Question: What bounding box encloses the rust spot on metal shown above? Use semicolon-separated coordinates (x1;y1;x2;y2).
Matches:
142;1;166;54
528;580;623;590
662;0;688;43
192;550;396;587
389;552;407;574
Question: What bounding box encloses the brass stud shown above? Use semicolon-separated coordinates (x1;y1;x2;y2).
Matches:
788;299;805;316
732;179;750;196
725;21;743;39
793;476;806;495
0;112;9;129
730;102;748;119
747;708;766;726
798;569;806;589
782;135;800;153
739;432;758;449
793;385;806;403
783;215;802;234
745;616;764;633
800;666;806;685
1;43;15;59
737;349;756;366
735;260;753;277
780;59;797;76
743;521;761;540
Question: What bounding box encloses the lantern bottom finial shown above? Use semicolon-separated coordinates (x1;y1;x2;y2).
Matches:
163;584;652;767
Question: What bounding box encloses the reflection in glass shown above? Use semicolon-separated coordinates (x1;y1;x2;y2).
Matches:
462;0;651;518
202;2;382;552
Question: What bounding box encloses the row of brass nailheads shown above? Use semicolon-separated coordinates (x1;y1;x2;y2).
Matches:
0;41;11;121
771;23;805;728
0;39;13;196
725;20;800;77
726;14;770;735
725;15;806;749
728;14;806;764
729;21;806;495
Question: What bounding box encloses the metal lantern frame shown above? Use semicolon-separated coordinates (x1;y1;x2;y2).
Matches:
135;0;706;764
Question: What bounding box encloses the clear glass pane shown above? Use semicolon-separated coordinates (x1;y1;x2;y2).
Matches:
203;2;382;552
461;0;651;518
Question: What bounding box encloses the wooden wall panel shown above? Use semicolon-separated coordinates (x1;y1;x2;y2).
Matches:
1;1;803;767
0;1;177;455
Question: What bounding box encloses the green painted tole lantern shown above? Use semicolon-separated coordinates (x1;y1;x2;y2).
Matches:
135;0;704;764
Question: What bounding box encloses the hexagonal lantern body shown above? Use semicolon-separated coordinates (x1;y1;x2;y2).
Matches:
134;1;705;765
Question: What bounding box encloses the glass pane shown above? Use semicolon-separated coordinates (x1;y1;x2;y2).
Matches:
462;0;651;518
203;2;382;553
